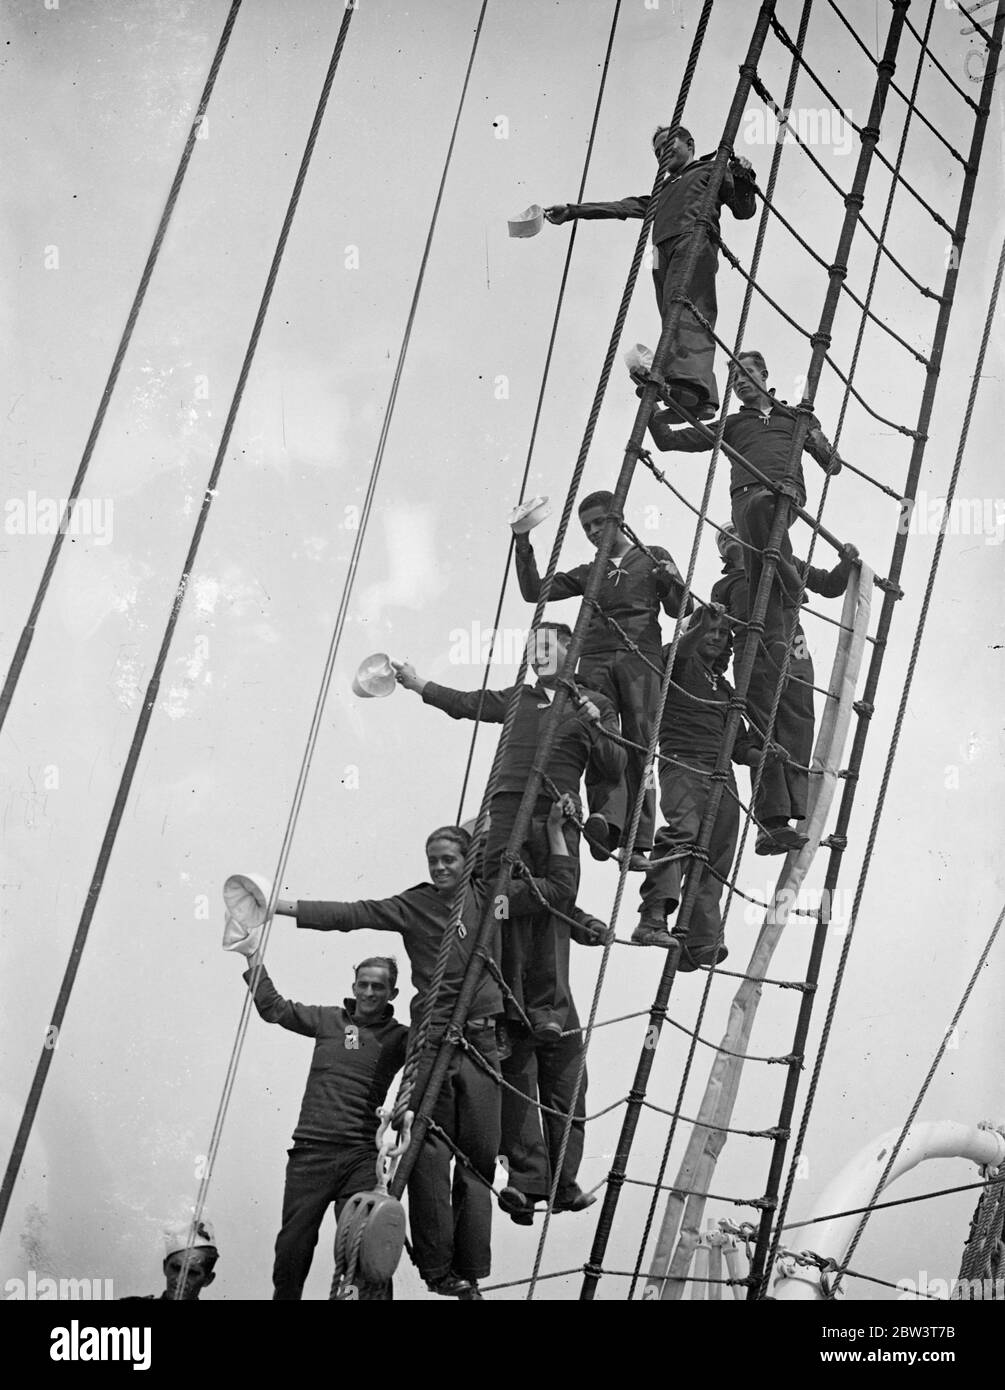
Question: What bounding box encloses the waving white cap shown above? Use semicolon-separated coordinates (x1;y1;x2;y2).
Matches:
222;873;272;954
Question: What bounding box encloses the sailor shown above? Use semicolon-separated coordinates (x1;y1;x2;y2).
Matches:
711;522;859;853
392;622;625;1040
273;810;578;1299
120;1220;219;1301
635;604;767;967
497;911;611;1227
513;492;691;868
544;126;757;419
647;349;843;645
234;941;408;1300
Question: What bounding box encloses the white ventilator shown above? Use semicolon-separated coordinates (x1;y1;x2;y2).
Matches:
774;1120;1005;1299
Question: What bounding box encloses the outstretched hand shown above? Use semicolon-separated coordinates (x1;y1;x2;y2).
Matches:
544;204;572;225
391;660;421;691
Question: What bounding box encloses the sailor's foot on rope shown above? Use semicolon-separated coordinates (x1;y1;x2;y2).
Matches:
583;812;613;862
457;1283;484;1301
426;1271;476;1298
532;1020;564;1044
625;342;716;420
498;1186;535;1227
615;848;652;873
631;919;676;948
755;822;809;856
553;1186;597;1214
676;941;729;973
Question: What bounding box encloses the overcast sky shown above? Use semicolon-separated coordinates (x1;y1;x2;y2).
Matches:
2;0;1003;1301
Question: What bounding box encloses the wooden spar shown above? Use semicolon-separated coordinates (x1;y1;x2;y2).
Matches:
643;561;874;1299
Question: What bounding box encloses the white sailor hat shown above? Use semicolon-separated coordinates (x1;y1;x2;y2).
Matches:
164;1218;217;1259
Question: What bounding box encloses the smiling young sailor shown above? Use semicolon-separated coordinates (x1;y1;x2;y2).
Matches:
392;623;624;1041
235;943;408;1301
273;811;578;1299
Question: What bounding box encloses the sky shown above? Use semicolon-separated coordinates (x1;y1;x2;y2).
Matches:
1;0;1003;1303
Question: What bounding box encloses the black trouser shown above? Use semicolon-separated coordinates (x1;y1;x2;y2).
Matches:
577;649;659;852
731;484;803;653
407;1023;501;1284
639;759;739;960
273;1141;390;1300
500;1003;586;1202
483;795;580;1033
745;637;815;824
652;232;721;411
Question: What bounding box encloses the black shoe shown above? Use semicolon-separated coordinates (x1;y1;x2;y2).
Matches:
583;813;611;862
631;920;674;948
498;1186;535;1226
457;1283;484;1300
532;1020;564;1044
426;1272;475;1297
660;380;709;418
755;826;809;856
553;1187;597;1214
616;849;651;873
680;943;729;973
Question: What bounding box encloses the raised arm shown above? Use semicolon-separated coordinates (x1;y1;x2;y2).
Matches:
294;892;413;937
512;536;588;603
242;963;322;1037
804;415;844;476
545;195;648;225
651;547;694;619
799;542;859;599
647;407;718;454
578;691;628;786
505;799;579;917
723;155;758;220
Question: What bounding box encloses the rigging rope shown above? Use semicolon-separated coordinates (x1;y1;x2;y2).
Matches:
454;0;624;822
747;0;985;1297
0;0;244;737
779;1171;1005;1234
831;902;1005;1294
640;0;915;1302
623;0;816;1300
177;0;494;1291
528;0;730;1297
387;0;718;1219
825;0;969;166
764;143;1005;1291
0;0;360;1237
